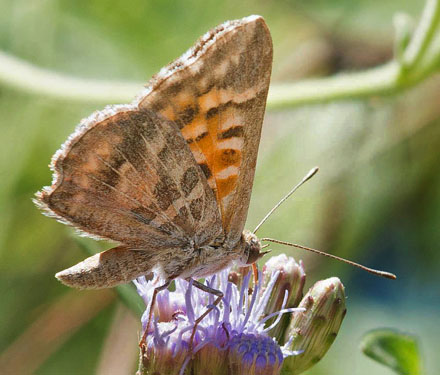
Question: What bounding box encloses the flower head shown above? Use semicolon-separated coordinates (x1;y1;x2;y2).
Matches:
134;255;345;375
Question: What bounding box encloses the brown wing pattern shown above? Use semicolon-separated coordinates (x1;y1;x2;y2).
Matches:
35;108;222;249
138;15;273;244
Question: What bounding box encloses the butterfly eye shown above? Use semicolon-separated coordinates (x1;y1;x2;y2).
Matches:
245;245;261;265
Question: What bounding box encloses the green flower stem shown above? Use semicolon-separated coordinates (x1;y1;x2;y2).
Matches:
267;62;400;109
0;50;141;103
0;0;439;108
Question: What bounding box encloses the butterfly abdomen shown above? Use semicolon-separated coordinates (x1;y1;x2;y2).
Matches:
55;246;155;289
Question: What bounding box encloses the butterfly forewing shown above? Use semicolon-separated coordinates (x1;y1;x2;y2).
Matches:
138;15;273;245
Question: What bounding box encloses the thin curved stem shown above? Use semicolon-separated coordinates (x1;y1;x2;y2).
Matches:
0;51;405;107
0;50;141;103
267;62;402;109
403;0;440;70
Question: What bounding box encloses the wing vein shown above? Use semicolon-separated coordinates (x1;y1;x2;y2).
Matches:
111;146;184;235
139;130;197;229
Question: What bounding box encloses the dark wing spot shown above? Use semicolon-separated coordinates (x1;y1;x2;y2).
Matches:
186;131;208;145
177;105;199;128
181;167;199;196
158;146;172;163
132;111;158;139
159;81;184;100
220;149;241;165
218;126;244;139
154;175;181;210
198;163;212;179
189;197;203;221
206;107;219;119
195;131;208;142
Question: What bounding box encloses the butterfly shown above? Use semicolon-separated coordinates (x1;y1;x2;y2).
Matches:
35;16;272;300
35;15;397;350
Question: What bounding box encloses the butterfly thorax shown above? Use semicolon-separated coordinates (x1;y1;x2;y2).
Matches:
160;230;262;280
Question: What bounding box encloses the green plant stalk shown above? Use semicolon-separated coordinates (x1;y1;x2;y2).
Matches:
402;0;440;71
0;50;141;103
267;62;400;109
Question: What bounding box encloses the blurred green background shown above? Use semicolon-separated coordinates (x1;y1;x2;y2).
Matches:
0;0;439;374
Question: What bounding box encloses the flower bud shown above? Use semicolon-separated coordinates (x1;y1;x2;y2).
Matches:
140;321;189;375
263;254;306;311
282;277;346;374
228;332;284;375
262;254;306;342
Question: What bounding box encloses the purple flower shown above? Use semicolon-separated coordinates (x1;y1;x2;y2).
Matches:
134;254;346;375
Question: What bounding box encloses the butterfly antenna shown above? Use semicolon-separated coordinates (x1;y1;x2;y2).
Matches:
261;238;397;280
253;167;319;234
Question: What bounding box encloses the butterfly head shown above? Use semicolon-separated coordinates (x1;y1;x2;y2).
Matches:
238;230;268;266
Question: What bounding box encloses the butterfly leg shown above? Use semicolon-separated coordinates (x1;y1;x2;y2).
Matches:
188;278;224;352
139;280;171;353
252;263;259;284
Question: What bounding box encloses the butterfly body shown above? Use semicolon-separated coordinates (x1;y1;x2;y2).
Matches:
54;230;261;288
36;15;272;290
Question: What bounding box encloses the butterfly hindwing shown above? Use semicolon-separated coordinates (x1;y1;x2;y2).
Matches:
138;15;273;244
36;108;223;249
